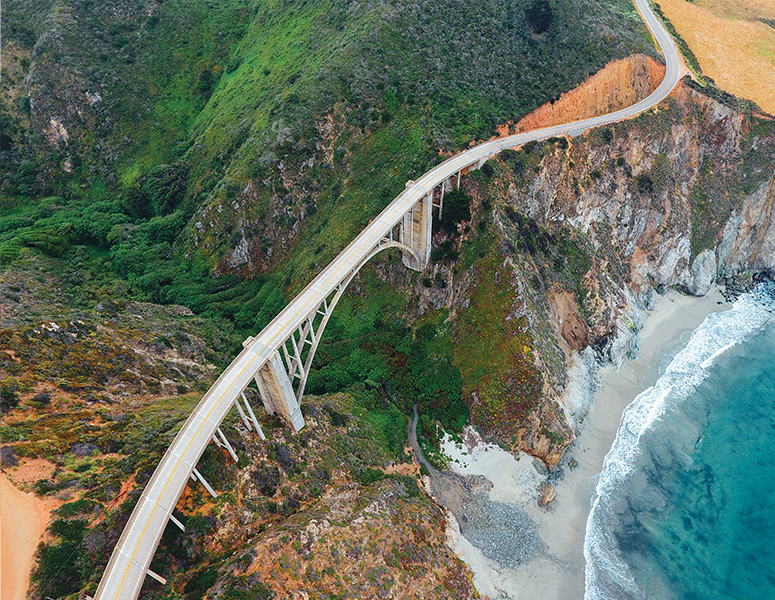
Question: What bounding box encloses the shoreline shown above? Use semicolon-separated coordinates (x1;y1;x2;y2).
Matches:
442;286;729;599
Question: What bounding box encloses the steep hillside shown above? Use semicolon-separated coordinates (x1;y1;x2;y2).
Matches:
0;0;654;287
0;0;252;188
182;0;657;281
0;0;661;462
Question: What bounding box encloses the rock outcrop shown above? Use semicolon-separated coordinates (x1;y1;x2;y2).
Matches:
719;177;775;278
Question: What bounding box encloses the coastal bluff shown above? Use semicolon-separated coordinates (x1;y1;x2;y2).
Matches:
409;74;775;466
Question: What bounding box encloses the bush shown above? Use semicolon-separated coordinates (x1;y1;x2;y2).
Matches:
0;380;19;412
637;174;654;195
356;467;386;486
525;0;554;34
251;465;280;497
394;474;421;498
221;575;274;600
31;519;88;599
184;567;219;600
29;392;52;408
13;160;37;195
142;161;189;217
437;189;472;235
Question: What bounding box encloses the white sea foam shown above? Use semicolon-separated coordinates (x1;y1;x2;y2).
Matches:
583;285;775;600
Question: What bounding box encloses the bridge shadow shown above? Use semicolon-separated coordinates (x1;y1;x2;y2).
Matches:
409;405;538;567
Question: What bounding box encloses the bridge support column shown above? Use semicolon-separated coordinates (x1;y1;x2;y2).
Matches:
191;468;218;498
240;392;266;440
401;191;433;271
169;513;186;532
253;351;305;432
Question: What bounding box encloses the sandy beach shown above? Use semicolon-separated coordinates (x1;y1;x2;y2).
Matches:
442;286;729;599
1;472;52;600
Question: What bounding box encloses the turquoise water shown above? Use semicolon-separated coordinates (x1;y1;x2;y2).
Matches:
585;286;775;600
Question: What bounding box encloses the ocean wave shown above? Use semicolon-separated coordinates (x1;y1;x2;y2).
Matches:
583;284;775;600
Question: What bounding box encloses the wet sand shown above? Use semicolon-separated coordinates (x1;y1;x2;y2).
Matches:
1;473;50;600
442;286;729;599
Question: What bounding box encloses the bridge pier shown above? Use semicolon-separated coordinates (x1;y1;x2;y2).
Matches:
253;351;305;432
401;190;433;271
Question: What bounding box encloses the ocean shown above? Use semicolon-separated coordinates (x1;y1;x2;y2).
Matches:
584;284;775;600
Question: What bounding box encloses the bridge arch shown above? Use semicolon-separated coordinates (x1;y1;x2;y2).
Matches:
289;238;423;399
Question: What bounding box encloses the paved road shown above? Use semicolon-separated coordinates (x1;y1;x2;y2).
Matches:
95;2;683;598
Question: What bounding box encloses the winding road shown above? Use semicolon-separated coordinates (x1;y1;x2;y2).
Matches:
94;2;684;599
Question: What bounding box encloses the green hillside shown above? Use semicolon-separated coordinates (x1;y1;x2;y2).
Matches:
0;2;700;598
0;0;654;320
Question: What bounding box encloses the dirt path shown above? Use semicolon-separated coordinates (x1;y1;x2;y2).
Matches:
1;473;49;600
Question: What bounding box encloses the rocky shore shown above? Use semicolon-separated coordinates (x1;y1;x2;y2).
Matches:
414;286;730;599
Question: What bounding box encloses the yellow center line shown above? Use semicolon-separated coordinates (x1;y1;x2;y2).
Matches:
111;184;428;599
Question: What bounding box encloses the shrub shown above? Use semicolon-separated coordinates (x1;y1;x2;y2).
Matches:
0;380;19;412
251;465;280;497
13;160;37;196
356;467;386;486
437;189;472;235
184;567;220;600
31;519;88;599
525;0;554;34
394;474;421;498
637;174;655;195
142;161;189;217
29;392;52;408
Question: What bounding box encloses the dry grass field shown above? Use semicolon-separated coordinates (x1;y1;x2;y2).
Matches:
657;0;775;114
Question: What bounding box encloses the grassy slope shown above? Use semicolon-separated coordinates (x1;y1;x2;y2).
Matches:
0;0;657;355
0;0;660;480
0;0;252;189
185;0;656;280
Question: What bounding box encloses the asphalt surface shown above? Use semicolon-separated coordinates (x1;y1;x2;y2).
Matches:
95;2;682;598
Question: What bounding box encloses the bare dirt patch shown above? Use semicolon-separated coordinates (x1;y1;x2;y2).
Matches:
5;457;57;488
508;54;665;134
0;474;59;600
547;287;590;354
658;0;775;114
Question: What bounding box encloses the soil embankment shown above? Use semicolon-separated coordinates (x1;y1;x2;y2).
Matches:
1;474;50;600
502;54;665;135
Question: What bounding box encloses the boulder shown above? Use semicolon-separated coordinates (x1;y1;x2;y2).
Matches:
687;249;717;296
538;483;556;507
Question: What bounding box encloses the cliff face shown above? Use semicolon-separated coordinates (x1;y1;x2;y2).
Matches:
517;83;774;290
396;67;775;467
720;177;775;278
480;81;775;454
